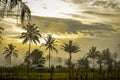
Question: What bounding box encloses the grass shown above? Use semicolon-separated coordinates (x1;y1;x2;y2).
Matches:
0;72;120;80
0;67;120;80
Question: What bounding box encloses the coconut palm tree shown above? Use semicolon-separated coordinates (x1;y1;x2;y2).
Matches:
3;44;18;66
97;52;103;71
44;34;58;68
61;40;80;68
87;46;99;70
87;46;99;80
62;40;80;80
0;0;31;25
102;48;113;71
20;23;41;55
112;52;118;70
0;27;4;43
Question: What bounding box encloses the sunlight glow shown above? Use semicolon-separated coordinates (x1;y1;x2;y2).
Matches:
25;0;76;18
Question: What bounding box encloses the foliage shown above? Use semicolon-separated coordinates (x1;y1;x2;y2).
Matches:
3;44;18;66
20;23;41;54
0;0;31;25
0;27;4;43
77;57;89;70
30;49;46;65
44;34;58;68
62;40;80;68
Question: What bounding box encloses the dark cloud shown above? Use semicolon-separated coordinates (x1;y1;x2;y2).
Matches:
31;16;118;38
91;0;120;11
61;0;120;12
32;16;116;33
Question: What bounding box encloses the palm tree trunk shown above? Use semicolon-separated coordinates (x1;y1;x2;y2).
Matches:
28;40;31;55
69;52;72;67
49;49;51;68
10;55;11;67
93;58;95;80
69;52;72;80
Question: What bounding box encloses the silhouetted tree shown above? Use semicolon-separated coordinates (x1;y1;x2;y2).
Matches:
97;52;103;71
30;49;46;66
62;40;80;80
20;23;41;55
61;40;80;68
3;44;18;66
77;57;89;70
87;46;99;80
44;34;58;68
102;48;113;71
0;0;31;25
87;46;99;70
112;52;118;70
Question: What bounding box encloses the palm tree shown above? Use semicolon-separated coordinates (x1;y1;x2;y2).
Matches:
0;0;31;25
112;52;118;70
77;57;89;80
62;40;80;80
102;48;113;71
61;40;80;68
87;46;99;70
20;23;41;55
87;46;99;80
44;34;58;68
0;27;4;43
3;44;18;66
97;52;103;71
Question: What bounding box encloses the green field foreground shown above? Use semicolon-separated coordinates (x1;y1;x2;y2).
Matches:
0;72;120;80
0;73;68;80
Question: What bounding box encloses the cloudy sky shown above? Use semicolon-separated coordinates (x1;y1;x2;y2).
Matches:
0;0;120;66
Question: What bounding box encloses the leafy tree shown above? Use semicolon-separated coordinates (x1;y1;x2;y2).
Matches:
30;49;46;65
3;44;18;66
44;34;58;68
77;57;89;70
102;48;113;70
20;23;41;55
61;40;80;68
0;27;4;43
0;0;31;25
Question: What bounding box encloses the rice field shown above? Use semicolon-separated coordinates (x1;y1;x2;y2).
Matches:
0;71;120;80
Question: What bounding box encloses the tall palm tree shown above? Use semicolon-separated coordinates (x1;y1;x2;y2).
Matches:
62;40;80;80
61;40;80;68
20;23;41;55
112;52;117;70
97;52;103;71
44;34;58;68
0;27;4;43
3;44;18;66
87;46;99;70
87;46;99;80
0;0;31;25
102;48;113;71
